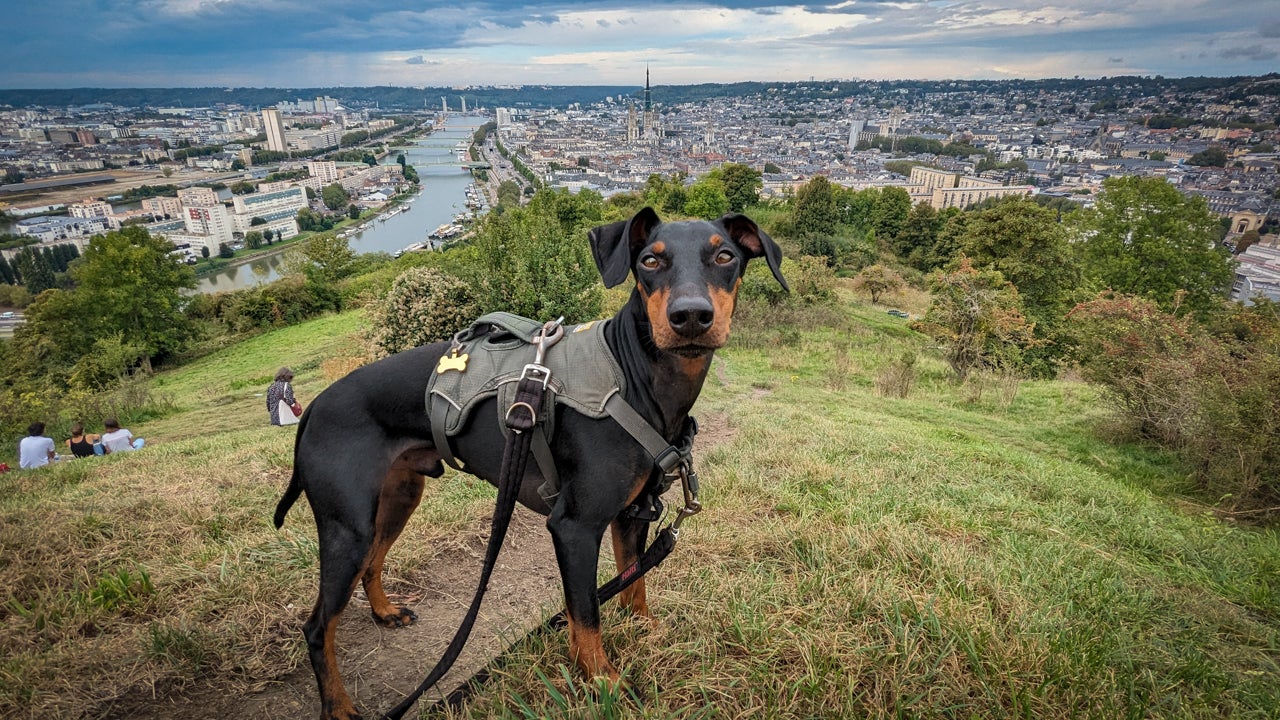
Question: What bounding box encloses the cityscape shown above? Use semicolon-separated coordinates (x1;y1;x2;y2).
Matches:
1;73;1279;303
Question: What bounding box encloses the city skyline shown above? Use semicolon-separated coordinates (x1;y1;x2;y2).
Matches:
4;1;1279;90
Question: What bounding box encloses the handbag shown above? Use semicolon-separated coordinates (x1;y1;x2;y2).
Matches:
277;398;300;425
290;400;303;417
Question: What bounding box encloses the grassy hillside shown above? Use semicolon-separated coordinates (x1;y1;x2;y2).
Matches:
1;288;1277;719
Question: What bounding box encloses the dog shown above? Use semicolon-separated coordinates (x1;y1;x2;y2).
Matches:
273;207;787;720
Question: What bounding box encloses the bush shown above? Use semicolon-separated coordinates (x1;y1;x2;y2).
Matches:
365;267;481;357
1066;293;1280;515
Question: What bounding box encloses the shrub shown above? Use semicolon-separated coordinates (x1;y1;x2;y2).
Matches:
851;264;905;304
365;267;481;358
911;257;1040;381
875;350;917;398
1067;293;1280;515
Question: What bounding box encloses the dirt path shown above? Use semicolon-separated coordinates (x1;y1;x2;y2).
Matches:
122;410;735;719
134;508;561;720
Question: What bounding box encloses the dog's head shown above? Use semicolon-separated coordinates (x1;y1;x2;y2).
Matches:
589;207;788;356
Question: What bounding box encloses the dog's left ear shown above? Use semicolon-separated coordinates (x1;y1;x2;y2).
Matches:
720;213;789;292
589;207;661;288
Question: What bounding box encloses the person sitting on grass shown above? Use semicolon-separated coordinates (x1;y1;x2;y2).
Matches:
19;421;59;469
101;418;145;453
66;422;103;458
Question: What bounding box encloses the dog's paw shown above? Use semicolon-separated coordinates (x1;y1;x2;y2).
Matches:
372;606;417;628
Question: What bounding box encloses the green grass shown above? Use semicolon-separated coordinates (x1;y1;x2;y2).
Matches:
1;287;1278;719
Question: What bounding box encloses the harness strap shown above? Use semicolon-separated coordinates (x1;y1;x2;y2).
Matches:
604;393;689;474
430;398;465;472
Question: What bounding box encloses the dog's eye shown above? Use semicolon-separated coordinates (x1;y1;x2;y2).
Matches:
640;255;661;270
714;250;735;266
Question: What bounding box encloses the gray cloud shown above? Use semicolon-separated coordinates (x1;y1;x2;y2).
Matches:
1219;45;1279;61
1259;21;1280;38
405;55;425;64
1107;57;1124;64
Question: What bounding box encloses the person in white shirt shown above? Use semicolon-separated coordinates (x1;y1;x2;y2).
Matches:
101;418;144;453
18;421;57;469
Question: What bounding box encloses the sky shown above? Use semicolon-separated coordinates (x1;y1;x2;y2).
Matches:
5;1;1279;88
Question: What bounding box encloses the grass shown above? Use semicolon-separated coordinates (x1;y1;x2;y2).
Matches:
1;284;1278;719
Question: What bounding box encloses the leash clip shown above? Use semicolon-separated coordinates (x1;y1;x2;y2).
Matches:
669;464;702;535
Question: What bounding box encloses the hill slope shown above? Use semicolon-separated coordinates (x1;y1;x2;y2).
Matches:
1;292;1276;719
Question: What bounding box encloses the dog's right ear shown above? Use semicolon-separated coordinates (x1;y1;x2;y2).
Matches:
588;207;661;288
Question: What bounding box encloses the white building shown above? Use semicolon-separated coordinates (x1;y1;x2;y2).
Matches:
262;107;288;153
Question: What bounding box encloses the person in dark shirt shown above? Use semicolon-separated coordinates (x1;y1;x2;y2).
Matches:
66;422;103;458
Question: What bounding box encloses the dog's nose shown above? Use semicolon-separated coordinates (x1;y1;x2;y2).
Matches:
667;295;715;337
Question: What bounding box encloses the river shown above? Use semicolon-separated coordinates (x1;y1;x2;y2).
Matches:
193;115;486;293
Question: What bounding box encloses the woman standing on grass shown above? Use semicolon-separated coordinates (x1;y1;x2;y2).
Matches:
267;367;302;426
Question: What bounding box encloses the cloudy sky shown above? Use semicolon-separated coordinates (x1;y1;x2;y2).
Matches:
5;1;1278;88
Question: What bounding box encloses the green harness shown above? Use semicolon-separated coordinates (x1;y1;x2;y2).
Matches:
426;312;689;503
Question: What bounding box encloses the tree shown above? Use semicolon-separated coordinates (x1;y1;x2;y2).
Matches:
792;175;839;239
263;229;274;243
911;257;1039;381
294;233;356;285
230;180;255;195
642;173;688;216
893;201;943;269
871;186;912;247
763;162;782;174
250;216;268;226
683;179;730;219
321;183;349;212
245;231;264;249
19;226;195;376
13;246;56;294
1188;146;1228;167
347;203;362;220
201;246;210;259
852;264;904;304
716;163;763;212
1074;176;1234;317
218;243;234;259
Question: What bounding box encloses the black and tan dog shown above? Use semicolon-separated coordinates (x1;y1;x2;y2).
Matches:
274;207;787;720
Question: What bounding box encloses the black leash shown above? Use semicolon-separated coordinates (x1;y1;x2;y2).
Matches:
383;322;560;720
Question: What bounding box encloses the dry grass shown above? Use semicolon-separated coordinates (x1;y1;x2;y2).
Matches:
3;299;1279;719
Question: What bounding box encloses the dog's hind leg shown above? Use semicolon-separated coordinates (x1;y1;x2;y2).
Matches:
304;520;373;720
362;466;426;627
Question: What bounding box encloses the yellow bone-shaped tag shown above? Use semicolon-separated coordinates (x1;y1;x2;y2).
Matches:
436;350;469;374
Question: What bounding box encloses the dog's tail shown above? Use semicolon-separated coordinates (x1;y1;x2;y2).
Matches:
273;466;303;529
273;409;308;529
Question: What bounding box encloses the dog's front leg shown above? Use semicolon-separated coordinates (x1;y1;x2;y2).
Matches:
547;509;618;682
610;515;652;619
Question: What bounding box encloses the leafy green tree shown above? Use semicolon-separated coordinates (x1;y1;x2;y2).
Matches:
763;162;782;174
321;183;349;211
1074;176;1234;317
245;231;264;249
1188;146;1228;167
792;175;839;239
715;163;762;212
871;187;912;247
294;233;356;285
13;246;56;294
643;173;688;216
957;198;1080;332
464;189;603;322
684;179;730;219
249;216;267;226
17;226;195;377
365;267;481;357
200;246;210;259
347;203;362;220
0;254;15;285
230;180;255;195
893;202;943;269
262;229;274;243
